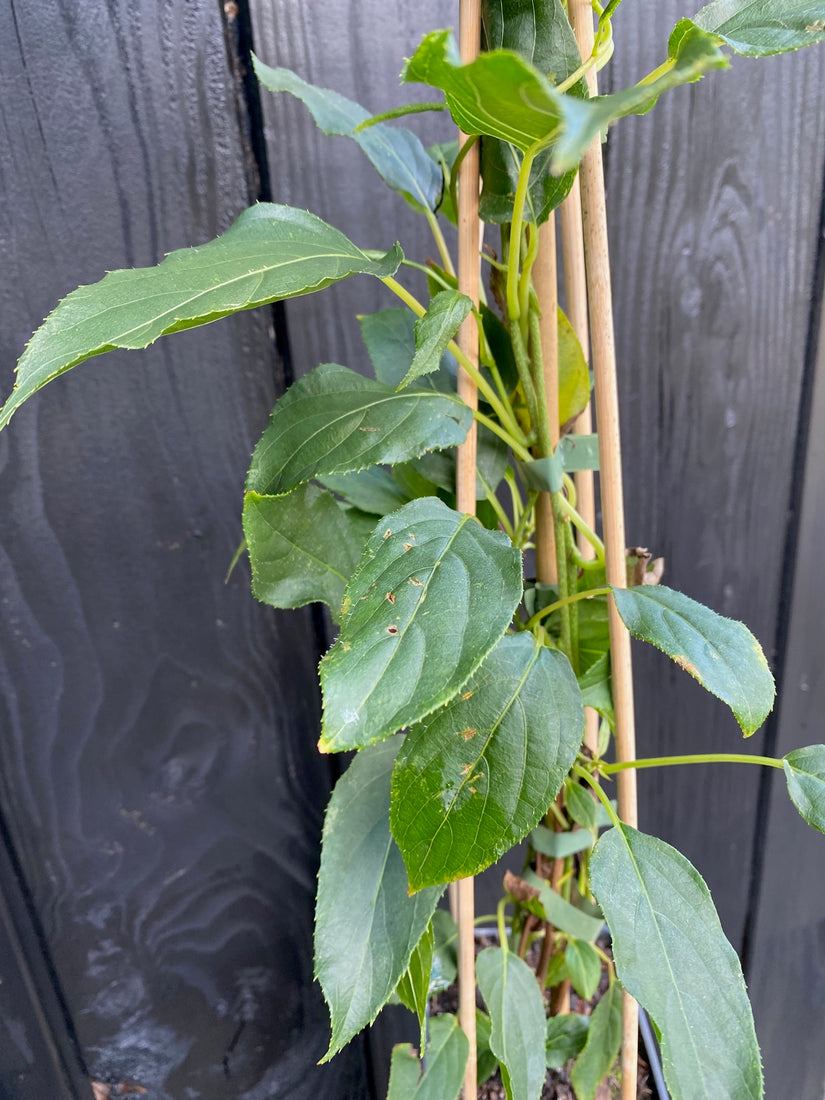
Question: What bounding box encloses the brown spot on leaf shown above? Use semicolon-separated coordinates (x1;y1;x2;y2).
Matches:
387;624;399;635
459;726;477;740
407;532;416;540
460;763;472;776
674;654;701;680
383;529;392;539
408;576;423;586
461;691;474;701
385;592;396;603
469;786;477;794
403;542;414;551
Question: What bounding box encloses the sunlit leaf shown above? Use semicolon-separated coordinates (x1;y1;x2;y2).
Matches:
315;738;442;1060
391;633;583;889
591;824;763;1099
0;205;401;430
691;0;825;56
612;584;775;735
479;0;586;224
403;28;727;175
320;498;522;752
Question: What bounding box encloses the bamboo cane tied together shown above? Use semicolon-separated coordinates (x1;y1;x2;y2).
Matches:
568;1;640;1095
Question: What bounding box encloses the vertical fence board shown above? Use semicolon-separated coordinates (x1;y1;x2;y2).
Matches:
604;2;825;944
748;268;825;1097
0;1;366;1096
249;0;453;382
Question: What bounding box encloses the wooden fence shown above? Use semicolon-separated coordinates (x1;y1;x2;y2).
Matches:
0;1;823;1097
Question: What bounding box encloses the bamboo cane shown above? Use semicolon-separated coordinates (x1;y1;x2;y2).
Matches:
560;139;598;753
568;2;640;1095
532;216;559;586
456;2;481;1096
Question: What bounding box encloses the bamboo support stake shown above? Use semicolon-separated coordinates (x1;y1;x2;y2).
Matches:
568;1;639;1095
532;216;559;585
456;2;480;1096
561;176;597;757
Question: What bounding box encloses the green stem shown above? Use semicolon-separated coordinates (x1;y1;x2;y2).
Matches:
381;276;526;443
478;468;515;539
449;134;479;226
400;259;454;291
497;896;510;951
555;492;605;562
511;319;542;444
526;585;611;632
475;409;533;464
506;146;539;322
574;766;622;828
512;490;538;548
424;207;456;277
638;58;676;87
602;753;784;774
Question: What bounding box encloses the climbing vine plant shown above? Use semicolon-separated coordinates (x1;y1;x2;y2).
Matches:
2;2;825;1098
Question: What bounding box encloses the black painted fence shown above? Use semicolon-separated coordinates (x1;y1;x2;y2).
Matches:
0;2;823;1098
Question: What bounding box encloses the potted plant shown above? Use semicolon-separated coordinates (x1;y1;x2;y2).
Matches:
2;2;824;1097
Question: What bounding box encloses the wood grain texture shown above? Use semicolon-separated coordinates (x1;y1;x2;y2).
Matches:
748;264;825;1097
603;3;825;946
249;0;455;381
0;1;367;1096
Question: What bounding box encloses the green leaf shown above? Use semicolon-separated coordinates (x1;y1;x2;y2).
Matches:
552;23;729;172
403;29;727;176
570;981;622;1099
578;653;614;728
475;1009;499;1084
395;922;435;1048
431;909;459;991
479;0;586;224
691;0;825;56
429;140;460;224
386;1044;421;1098
315;737;442;1060
590;824;763;1099
564;939;602;1000
612;584;775;736
558;310;592;426
565;779;598;830
476;947;547;1100
391;634;582;889
386;1015;469;1100
243;485;370;620
361;308;452;392
783;745;825;833
319;467;410;516
245;362;472;497
530;823;594;860
319;498;523;752
0;205;401;431
252;59;442;212
524;869;605;942
400;291;473;389
545;1013;590;1069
